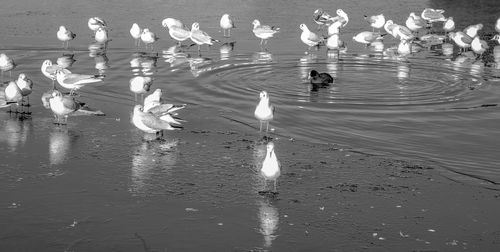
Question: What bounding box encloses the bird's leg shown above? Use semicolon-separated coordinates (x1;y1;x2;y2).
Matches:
259;121;263;132
228;29;231;37
273;180;277;193
266;121;269;133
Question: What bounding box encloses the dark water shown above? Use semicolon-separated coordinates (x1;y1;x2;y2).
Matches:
1;0;500;250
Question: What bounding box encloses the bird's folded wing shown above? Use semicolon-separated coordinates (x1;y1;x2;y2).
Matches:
62;97;80;111
141;113;176;130
64;74;102;84
148;103;186;115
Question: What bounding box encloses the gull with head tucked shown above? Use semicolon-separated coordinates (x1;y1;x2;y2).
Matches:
130;76;153;102
162;18;191;46
364;14;385;32
88;17;107;34
57;26;76;49
141;28;159;51
130;23;142;47
95;27;109;43
406;12;425;33
220;13;235;37
132;104;183;138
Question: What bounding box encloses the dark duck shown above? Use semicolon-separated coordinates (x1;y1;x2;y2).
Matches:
309;70;334;91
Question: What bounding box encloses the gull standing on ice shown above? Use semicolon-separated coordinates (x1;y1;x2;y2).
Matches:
254;90;274;132
443;17;455;34
464;24;483;39
95;27;109;43
330;9;349;27
48;90;82;124
448;32;473;52
326;33;345;51
4;80;23;108
471;36;489;56
406;12;425;34
0;53;16;82
421;8;446;30
57;26;76;49
252;20;280;47
393;25;415;41
299;23;324;50
220;14;235;37
190;22;219;53
261;141;281;192
141;28;159;50
129;76;152;101
132;104;183;137
41;60;71;88
15;73;33;106
162;18;184;29
364;14;385;32
88;17;107;34
312;9;332;30
55;70;103;95
130;23;142;47
162;18;191;46
353;31;384;45
384;20;398;38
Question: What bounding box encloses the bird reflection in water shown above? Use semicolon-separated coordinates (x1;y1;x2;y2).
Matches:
252;51;273;64
0;113;32;152
162;45;191;68
397;61;410;94
257;198;279;249
220;41;235;60
49;127;78;167
298;53;318;81
88;42;110;75
57;53;76;69
130;52;158;76
130;139;178;196
189;57;212;77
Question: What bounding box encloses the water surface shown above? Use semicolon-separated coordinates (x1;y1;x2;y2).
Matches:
1;0;500;250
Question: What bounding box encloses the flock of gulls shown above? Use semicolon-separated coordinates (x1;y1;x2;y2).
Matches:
1;8;500;192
